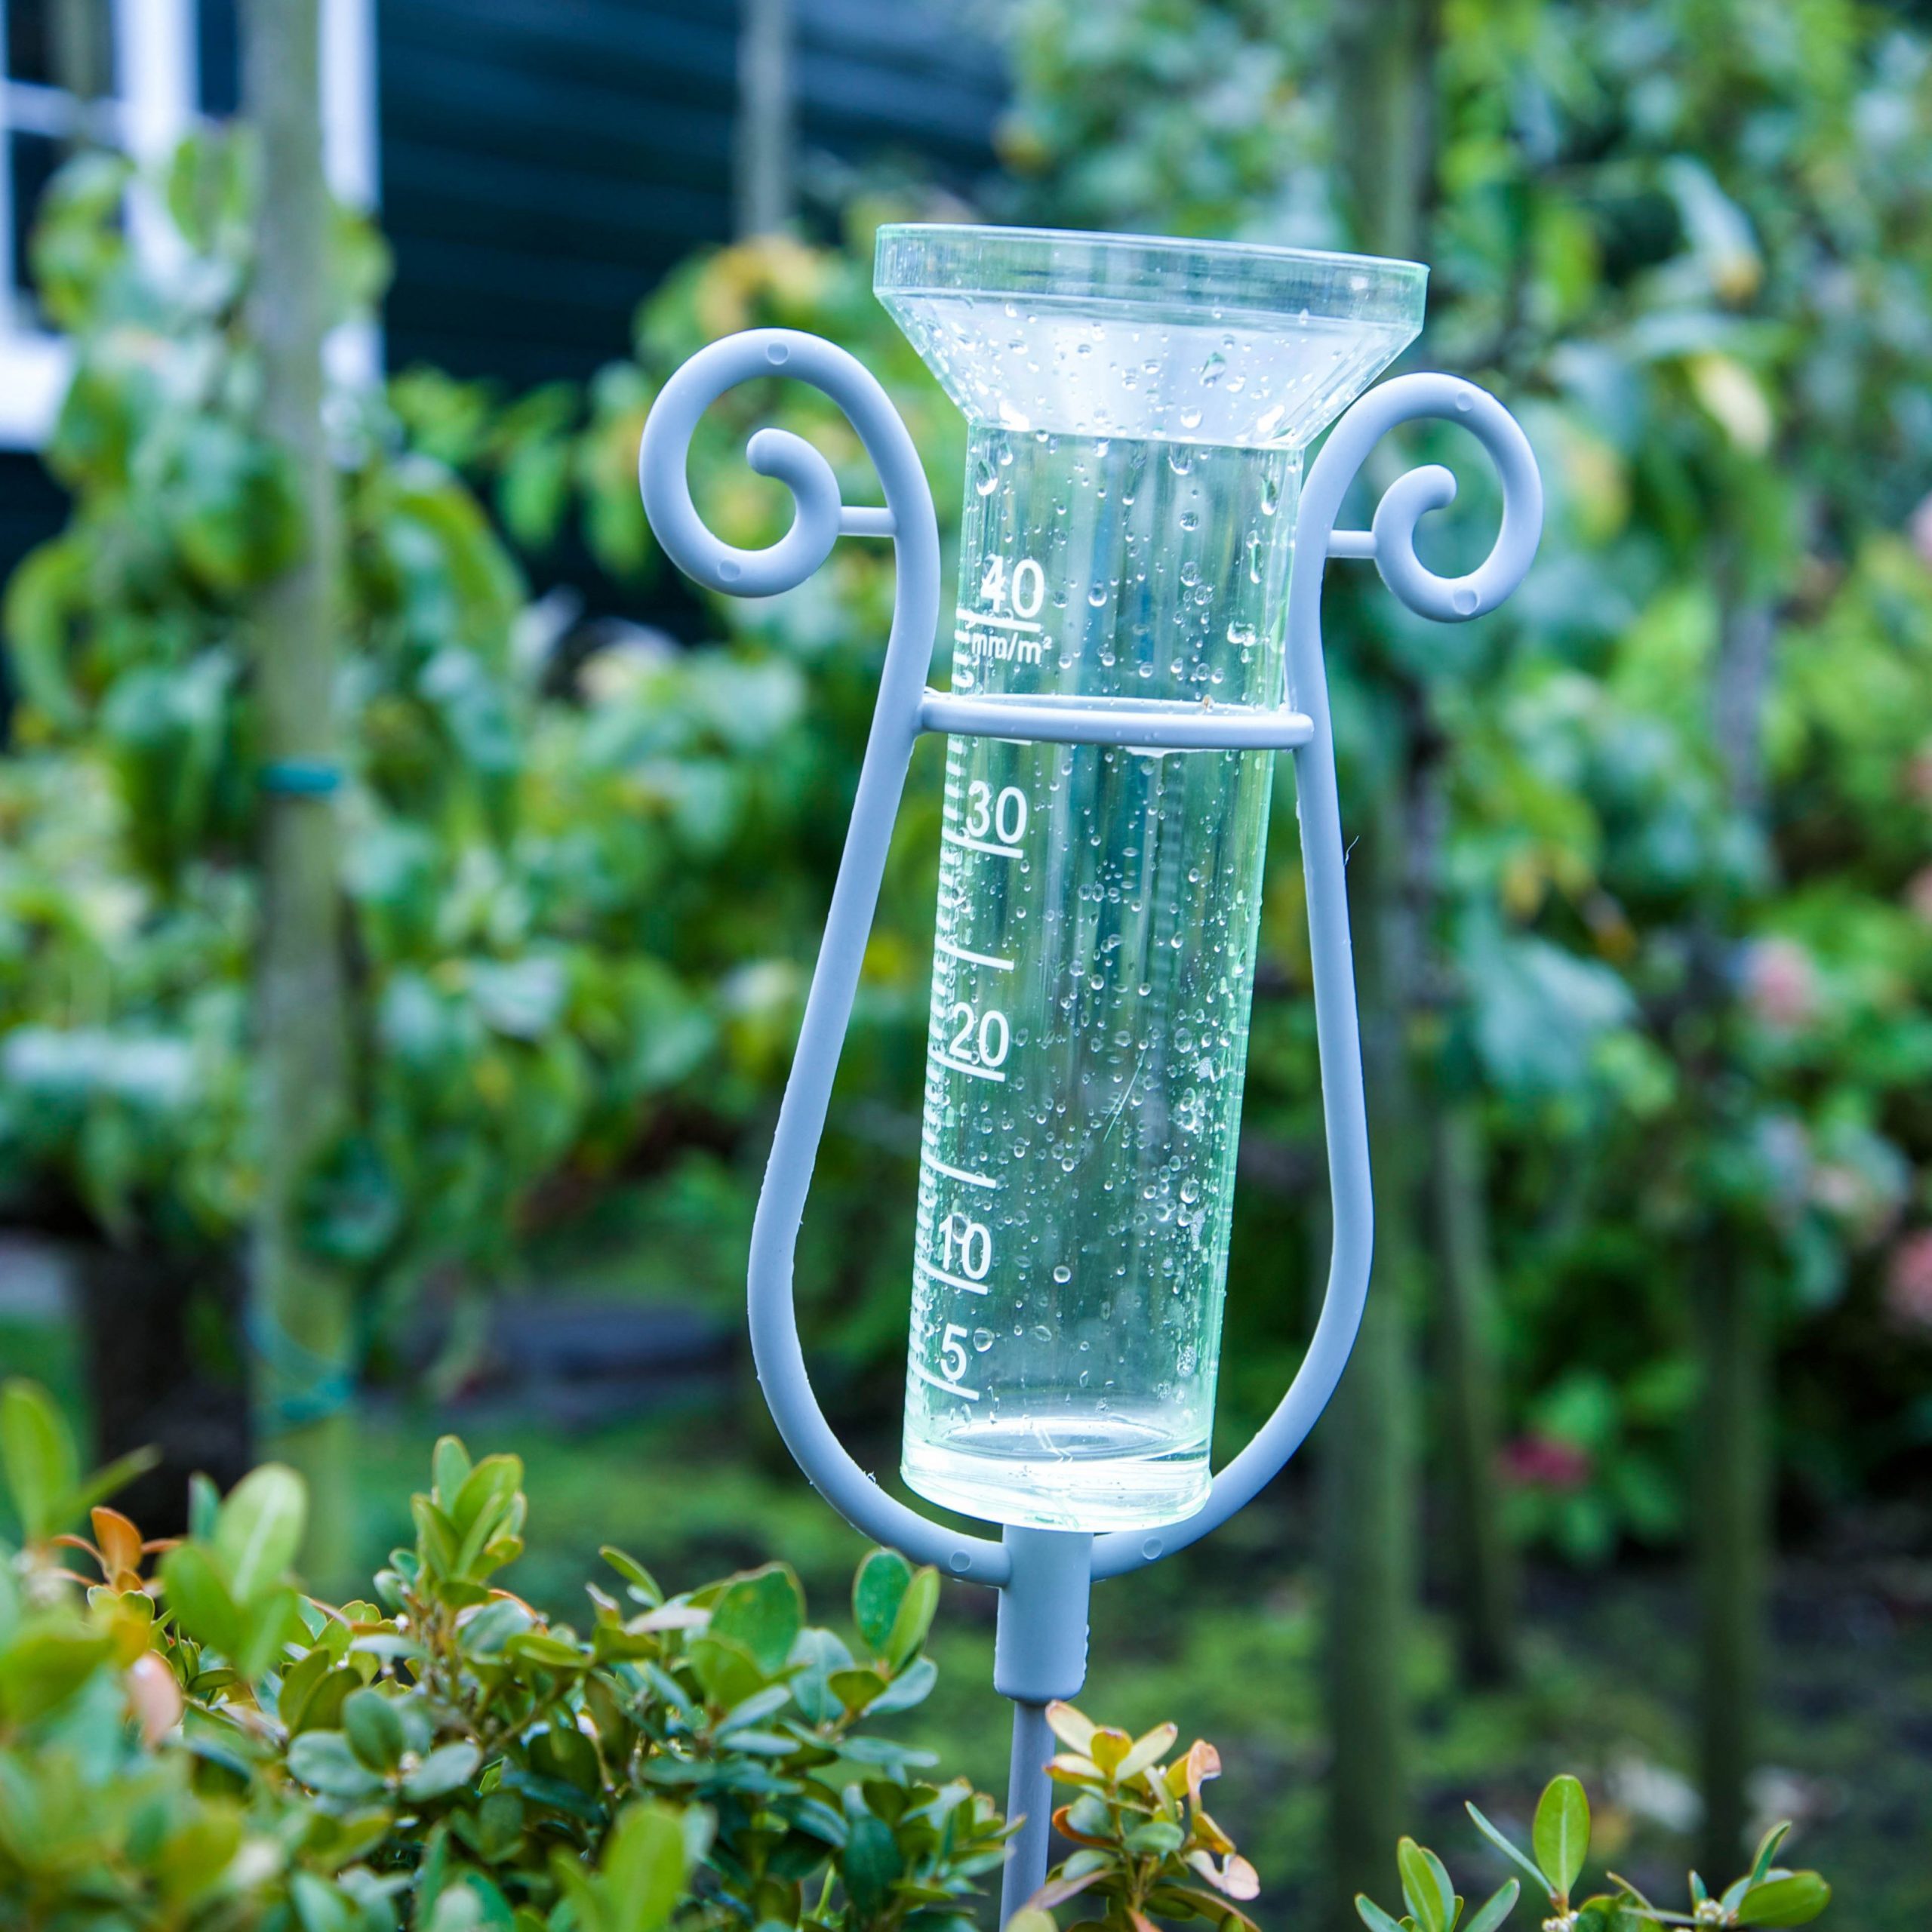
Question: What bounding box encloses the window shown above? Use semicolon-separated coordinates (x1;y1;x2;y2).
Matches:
0;0;377;448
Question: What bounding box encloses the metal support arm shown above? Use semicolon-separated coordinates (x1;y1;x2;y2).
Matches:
638;331;1542;1922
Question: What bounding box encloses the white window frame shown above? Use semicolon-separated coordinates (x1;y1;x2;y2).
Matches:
0;0;378;449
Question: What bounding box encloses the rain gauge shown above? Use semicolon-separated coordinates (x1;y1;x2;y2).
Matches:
638;224;1542;1917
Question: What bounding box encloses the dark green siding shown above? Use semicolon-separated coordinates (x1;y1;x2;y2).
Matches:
0;0;1005;609
379;0;1004;386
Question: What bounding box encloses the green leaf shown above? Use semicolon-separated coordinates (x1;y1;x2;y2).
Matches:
601;1799;694;1932
288;1729;386;1799
601;1546;663;1607
0;1623;112;1721
688;1632;764;1710
827;1666;888;1715
853;1547;913;1655
432;1436;472;1509
405;1740;483;1801
1466;1878;1521;1932
1359;1899;1411;1932
1;537;87;729
881;1563;940;1671
1748;1824;1792;1887
187;1473;220;1543
288;1663;361;1737
1467;1803;1554;1897
1736;1875;1831;1926
290;1870;355;1932
0;1380;78;1540
343;1687;408;1771
233;1586;304;1683
789;1625;854;1724
843;1812;904;1918
1399;1838;1456;1932
451;1456;522;1543
214;1463;307;1604
1533;1777;1589;1900
708;1564;803;1675
864;1652;937;1715
159;1542;242;1655
503;1630;589;1671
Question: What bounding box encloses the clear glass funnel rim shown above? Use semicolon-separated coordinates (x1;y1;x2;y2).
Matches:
875;222;1428;331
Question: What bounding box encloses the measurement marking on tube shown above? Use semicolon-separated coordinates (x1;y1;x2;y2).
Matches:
937;937;1015;971
933;1051;1006;1082
910;1360;981;1401
915;1259;990;1296
941;829;1023;859
927;1156;997;1191
954;611;1041;635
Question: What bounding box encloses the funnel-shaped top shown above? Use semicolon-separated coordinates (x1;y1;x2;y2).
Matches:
875;223;1426;449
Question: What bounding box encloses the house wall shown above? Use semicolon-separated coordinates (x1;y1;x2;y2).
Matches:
377;0;1003;385
0;0;1005;583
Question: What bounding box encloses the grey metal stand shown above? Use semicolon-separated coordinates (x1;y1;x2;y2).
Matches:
638;327;1542;1918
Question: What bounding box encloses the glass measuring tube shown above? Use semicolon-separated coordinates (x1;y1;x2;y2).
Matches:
878;226;1425;1531
903;435;1291;1530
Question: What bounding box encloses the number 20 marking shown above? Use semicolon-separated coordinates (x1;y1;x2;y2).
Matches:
947;1001;1009;1069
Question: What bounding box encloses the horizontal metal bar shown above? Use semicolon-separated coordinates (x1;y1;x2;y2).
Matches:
1327;528;1377;558
918;690;1314;751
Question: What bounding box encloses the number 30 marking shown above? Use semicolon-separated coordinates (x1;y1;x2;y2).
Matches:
965;780;1029;845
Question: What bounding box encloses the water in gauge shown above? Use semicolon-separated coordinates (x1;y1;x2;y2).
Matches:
901;426;1297;1531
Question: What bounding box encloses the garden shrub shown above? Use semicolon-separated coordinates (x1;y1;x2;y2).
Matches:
0;1378;1832;1932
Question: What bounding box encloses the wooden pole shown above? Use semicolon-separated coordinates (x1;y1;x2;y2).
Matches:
242;0;356;1583
1432;1098;1517;1684
50;0;111;150
1319;4;1439;1921
735;0;795;238
1321;755;1422;1930
1696;593;1777;1873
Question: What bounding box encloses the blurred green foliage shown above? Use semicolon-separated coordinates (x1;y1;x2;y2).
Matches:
3;0;1932;1571
980;0;1932;1550
0;148;951;1390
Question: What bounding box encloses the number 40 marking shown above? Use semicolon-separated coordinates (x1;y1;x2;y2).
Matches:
979;554;1045;620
